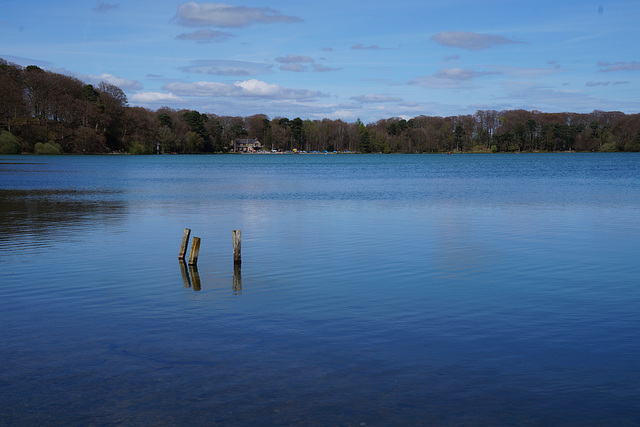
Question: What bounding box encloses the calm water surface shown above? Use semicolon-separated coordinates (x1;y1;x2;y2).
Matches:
1;153;639;425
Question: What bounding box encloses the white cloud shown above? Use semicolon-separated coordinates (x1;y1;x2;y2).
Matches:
174;2;302;28
351;94;403;103
163;79;322;100
434;67;499;80
431;31;522;50
129;92;184;103
408;75;476;89
176;29;233;42
272;55;340;72
93;1;119;13
86;73;143;90
275;54;314;64
280;64;306;72
586;80;631;87
408;67;499;89
164;81;233;97
492;65;564;79
597;61;640;72
179;59;272;76
235;79;281;96
351;44;383;50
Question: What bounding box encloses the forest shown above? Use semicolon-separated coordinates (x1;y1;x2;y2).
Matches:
2;58;640;154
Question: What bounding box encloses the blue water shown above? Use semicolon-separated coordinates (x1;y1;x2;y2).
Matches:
1;153;639;425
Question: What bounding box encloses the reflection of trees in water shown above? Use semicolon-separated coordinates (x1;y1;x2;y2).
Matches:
0;189;127;250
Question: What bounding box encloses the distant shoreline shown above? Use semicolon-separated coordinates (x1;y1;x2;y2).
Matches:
5;150;635;156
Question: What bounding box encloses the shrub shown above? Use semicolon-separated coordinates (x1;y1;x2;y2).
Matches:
469;145;487;153
599;142;618;152
0;131;20;154
626;131;640;152
624;140;640;152
34;141;63;155
128;141;153;155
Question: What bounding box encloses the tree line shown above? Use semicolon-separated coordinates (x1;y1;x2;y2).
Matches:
2;58;640;154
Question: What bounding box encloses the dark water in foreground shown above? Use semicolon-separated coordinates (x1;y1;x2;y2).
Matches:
1;153;639;426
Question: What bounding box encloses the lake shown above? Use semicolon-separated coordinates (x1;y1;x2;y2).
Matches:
1;153;639;425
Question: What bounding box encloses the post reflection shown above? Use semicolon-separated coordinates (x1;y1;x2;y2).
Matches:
179;260;202;291
233;263;242;294
179;260;191;288
177;262;242;294
190;265;201;291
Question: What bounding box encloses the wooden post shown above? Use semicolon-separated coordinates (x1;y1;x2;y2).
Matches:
189;236;201;266
232;229;241;264
178;228;191;260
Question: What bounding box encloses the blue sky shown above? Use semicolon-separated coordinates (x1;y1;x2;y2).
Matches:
2;0;639;123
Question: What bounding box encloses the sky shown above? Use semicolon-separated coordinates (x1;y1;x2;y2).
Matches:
2;0;640;123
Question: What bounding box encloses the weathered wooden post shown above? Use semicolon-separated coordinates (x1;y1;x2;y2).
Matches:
232;229;241;264
189;236;201;266
178;228;191;260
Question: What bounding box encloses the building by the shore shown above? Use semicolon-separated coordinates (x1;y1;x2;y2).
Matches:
233;139;262;152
